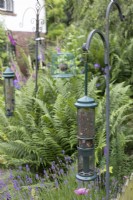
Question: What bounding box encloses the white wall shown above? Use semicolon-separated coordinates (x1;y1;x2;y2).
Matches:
0;0;46;33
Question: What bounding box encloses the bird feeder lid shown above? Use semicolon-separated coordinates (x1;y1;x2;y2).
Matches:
3;67;15;78
76;173;97;181
75;96;97;108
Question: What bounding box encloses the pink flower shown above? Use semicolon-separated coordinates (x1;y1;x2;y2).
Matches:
74;188;89;195
123;176;128;179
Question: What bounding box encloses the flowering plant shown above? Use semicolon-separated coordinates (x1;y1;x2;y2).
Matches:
74;187;89;195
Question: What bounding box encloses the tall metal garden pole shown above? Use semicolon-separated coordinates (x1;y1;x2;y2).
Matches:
105;1;124;199
75;29;108;182
20;0;46;96
35;0;40;96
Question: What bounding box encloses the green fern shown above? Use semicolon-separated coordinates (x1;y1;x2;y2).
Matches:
0;72;132;175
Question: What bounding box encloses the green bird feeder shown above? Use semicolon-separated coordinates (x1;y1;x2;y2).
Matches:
75;44;98;181
75;96;97;181
51;52;76;78
3;67;15;116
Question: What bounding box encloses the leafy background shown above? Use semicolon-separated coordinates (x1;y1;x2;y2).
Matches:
0;0;133;196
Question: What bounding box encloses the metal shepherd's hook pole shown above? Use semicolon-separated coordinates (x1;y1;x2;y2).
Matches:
105;1;124;199
35;0;40;96
19;0;46;96
85;54;88;96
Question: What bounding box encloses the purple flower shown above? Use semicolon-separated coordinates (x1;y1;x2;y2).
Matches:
65;156;71;163
59;169;64;175
26;175;33;184
35;174;39;180
54;179;59;188
43;170;49;179
18;166;22;171
96;83;101;88
38;53;45;62
94;63;100;69
62;150;65;154
55;47;61;53
43;169;47;175
0;180;6;189
25;164;30;172
51;164;55;171
52;174;56;179
9;170;14;180
104;66;111;74
12;179;20;191
6;192;11;199
13;79;20;89
8;34;16;46
16;72;21;81
74;188;89;195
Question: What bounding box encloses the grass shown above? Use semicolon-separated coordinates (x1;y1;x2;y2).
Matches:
119;179;133;200
0;155;129;200
0;157;106;200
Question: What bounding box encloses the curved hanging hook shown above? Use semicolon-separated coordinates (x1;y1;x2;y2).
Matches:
105;1;124;200
106;0;125;49
82;29;109;96
19;7;36;28
82;29;109;65
106;0;124;21
19;0;46;29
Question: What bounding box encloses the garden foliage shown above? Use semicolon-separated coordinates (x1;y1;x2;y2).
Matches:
0;70;132;181
0;0;133;198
